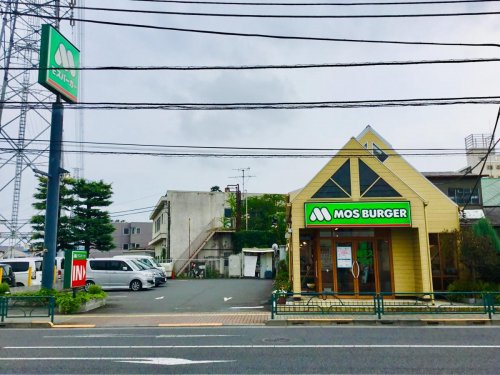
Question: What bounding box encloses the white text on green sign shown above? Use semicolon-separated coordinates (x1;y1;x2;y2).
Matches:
305;202;412;227
38;24;80;103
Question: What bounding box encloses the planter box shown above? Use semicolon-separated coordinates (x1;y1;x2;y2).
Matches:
58;298;107;314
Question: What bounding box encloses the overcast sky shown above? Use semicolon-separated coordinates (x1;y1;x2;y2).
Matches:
3;0;500;228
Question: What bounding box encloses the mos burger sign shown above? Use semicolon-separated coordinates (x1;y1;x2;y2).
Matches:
305;201;412;228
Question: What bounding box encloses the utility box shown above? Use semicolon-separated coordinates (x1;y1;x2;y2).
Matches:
228;254;242;277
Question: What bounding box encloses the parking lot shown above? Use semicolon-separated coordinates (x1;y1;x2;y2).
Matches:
94;278;274;314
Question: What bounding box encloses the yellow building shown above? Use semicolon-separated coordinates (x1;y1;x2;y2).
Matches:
288;126;460;296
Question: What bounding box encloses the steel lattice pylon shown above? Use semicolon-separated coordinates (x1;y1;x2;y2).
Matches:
0;1;81;255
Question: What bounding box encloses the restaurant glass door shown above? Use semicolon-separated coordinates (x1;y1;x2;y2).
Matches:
334;240;376;295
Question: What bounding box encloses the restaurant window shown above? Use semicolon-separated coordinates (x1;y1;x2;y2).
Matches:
359;160;401;197
312;160;351;198
429;233;459;291
372;143;388;162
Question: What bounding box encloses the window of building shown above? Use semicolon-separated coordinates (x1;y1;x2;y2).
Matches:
312;160;351;198
123;227;130;235
487;165;493;170
136;228;141;234
372;143;388;162
155;217;161;232
359;160;401;197
130;243;135;249
123;243;129;250
429;233;458;291
447;187;479;205
135;243;140;249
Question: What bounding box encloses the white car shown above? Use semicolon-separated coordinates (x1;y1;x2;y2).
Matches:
86;258;155;291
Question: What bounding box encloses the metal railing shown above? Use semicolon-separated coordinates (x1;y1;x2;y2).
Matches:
0;296;55;323
271;291;499;320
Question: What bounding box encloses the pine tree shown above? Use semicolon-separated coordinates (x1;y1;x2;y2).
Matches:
71;179;115;256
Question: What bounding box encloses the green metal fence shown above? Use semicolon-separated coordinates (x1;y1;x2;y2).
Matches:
271;291;499;320
0;296;55;323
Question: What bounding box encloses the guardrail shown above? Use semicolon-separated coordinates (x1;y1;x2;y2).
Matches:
0;296;55;323
271;291;499;320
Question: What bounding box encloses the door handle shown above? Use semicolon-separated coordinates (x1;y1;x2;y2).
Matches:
351;261;360;279
351;261;357;278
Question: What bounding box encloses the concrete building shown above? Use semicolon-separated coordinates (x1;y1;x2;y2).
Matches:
111;221;153;251
462;134;500;178
149;191;234;275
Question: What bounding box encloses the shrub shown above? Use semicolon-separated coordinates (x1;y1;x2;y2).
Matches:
86;284;103;295
56;293;81;314
447;279;500;301
0;282;10;295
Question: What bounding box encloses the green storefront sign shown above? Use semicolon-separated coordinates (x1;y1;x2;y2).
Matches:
305;201;412;227
38;24;80;103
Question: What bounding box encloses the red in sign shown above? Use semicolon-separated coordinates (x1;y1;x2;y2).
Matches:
71;259;87;288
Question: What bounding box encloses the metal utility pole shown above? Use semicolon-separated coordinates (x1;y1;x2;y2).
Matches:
0;1;77;252
230;168;255;230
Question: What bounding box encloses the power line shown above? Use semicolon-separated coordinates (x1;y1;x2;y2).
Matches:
2;96;500;110
4;58;500;71
2;137;481;152
0;147;492;158
128;0;500;7
18;3;500;19
9;11;500;48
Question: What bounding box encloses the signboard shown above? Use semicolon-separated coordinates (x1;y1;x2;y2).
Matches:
38;24;80;103
336;246;352;268
305;201;411;227
63;250;87;289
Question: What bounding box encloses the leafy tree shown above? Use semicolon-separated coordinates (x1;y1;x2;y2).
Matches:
30;176;76;252
71;179;115;256
458;220;500;283
228;193;287;251
210;186;222;192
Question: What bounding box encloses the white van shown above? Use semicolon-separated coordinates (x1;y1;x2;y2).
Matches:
86;258;155;291
114;255;171;278
0;257;43;286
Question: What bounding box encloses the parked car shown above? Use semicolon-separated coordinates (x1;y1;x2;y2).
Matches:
123;258;166;287
114;255;167;286
0;257;43;286
0;263;16;287
114;255;170;278
85;258;155;291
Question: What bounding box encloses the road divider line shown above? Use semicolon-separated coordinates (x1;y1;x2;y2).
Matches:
158;323;223;327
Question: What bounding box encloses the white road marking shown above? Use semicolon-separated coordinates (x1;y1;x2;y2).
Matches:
117;357;234;365
224;297;232;302
43;334;239;338
155;296;164;300
229;306;264;309
5;344;500;349
0;357;235;365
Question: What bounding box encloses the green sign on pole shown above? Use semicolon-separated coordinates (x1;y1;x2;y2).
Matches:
38;24;80;103
305;201;412;227
63;250;87;289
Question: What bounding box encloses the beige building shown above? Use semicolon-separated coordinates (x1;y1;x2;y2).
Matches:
288;126;460;296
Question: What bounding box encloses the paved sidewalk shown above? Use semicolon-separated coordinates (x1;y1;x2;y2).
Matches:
2;311;499;328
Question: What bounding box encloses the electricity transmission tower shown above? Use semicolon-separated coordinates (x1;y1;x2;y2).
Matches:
0;1;82;254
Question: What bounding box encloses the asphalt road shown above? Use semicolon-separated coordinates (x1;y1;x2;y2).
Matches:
0;326;498;374
97;278;274;314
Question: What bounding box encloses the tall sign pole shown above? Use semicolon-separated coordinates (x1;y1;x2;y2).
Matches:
38;24;80;289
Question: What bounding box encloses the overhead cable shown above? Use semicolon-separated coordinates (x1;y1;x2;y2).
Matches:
4;58;500;71
2;96;500;110
128;0;500;7
23;3;500;19
9;12;500;48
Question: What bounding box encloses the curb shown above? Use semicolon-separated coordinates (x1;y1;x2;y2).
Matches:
266;318;499;326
